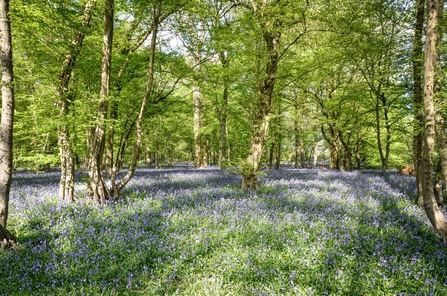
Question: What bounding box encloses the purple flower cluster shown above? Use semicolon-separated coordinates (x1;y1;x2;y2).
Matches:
0;168;445;295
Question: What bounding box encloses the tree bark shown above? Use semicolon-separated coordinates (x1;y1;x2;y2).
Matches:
0;0;14;242
413;0;425;206
421;0;447;242
56;0;93;201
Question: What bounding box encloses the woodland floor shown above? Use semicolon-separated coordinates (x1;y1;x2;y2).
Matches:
0;167;446;295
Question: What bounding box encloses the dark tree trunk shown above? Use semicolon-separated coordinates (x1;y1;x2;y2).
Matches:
413;0;425;206
0;0;14;241
375;91;391;175
218;52;229;168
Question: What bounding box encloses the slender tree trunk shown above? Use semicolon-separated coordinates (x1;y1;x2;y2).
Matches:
355;137;362;169
375;92;387;174
218;53;229;168
294;118;300;168
275;114;282;169
313;138;319;169
219;89;228;167
421;0;447;241
268;142;275;169
383;106;391;173
154;119;159;169
88;0;114;204
413;0;425;206
193;81;204;168
275;137;281;169
114;3;160;195
0;0;16;246
56;0;93;201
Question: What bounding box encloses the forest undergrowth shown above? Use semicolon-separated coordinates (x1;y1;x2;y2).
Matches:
0;168;446;295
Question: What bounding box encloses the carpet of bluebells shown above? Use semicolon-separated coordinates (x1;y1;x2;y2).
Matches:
1;167;447;295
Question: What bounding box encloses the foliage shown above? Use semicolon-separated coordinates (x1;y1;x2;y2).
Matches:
7;0;431;176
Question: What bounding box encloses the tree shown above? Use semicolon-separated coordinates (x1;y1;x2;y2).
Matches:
240;0;308;189
87;0;114;204
412;0;425;205
0;0;17;246
420;0;447;241
56;0;94;201
111;0;162;195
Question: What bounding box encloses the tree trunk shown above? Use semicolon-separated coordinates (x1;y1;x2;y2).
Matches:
413;0;425;206
0;223;16;248
114;3;160;195
382;105;391;174
375;91;390;175
242;118;270;189
434;161;444;205
88;0;114;205
0;0;15;245
275;138;281;169
294;120;300;168
218;52;229;168
56;0;93;201
313;138;319;169
268;142;275;169
104;101;117;176
242;28;281;189
412;0;425;206
435;112;447;205
193;82;204;168
421;0;447;242
274;115;282;169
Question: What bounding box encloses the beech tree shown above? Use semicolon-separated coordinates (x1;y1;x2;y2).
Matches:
56;0;94;201
238;0;308;189
88;0;114;204
420;0;447;241
0;0;17;246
